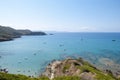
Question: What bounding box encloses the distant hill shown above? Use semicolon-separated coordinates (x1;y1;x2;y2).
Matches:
0;26;21;41
17;30;47;35
17;29;32;35
0;25;46;42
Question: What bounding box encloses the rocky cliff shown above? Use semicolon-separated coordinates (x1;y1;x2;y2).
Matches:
43;58;117;80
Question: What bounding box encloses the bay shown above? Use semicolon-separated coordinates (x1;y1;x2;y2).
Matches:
0;32;120;76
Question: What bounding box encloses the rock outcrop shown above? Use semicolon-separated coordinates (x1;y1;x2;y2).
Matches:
43;58;117;80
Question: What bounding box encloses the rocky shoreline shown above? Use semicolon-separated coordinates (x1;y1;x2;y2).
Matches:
42;58;118;80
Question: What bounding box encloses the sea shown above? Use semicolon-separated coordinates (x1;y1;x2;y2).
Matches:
0;32;120;76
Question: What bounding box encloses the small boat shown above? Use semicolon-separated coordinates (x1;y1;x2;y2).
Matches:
112;40;116;41
49;33;54;35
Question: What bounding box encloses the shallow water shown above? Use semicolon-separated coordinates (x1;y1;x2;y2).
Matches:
0;32;120;76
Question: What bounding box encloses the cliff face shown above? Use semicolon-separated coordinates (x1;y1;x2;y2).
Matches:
43;58;117;80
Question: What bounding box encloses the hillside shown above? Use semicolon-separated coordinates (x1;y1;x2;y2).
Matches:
0;25;46;41
0;58;119;80
0;25;21;41
17;30;47;35
17;29;32;35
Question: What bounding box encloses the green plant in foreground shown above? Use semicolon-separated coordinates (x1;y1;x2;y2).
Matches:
78;65;116;80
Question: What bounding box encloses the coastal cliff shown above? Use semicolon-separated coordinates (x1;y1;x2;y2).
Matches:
43;58;117;80
0;25;46;42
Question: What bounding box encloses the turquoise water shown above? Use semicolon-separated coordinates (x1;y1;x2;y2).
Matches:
0;32;120;76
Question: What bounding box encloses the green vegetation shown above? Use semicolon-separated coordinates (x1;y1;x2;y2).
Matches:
78;64;116;80
1;72;118;80
0;72;49;80
0;72;80;80
62;63;71;73
76;58;117;80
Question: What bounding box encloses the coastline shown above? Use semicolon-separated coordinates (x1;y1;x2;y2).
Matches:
0;58;118;80
0;30;120;79
0;25;47;42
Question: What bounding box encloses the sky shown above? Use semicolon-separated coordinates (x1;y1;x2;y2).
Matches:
0;0;120;32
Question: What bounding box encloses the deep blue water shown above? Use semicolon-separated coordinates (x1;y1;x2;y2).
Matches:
0;32;120;76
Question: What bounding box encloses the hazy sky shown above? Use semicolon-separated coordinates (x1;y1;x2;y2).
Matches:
0;0;120;32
